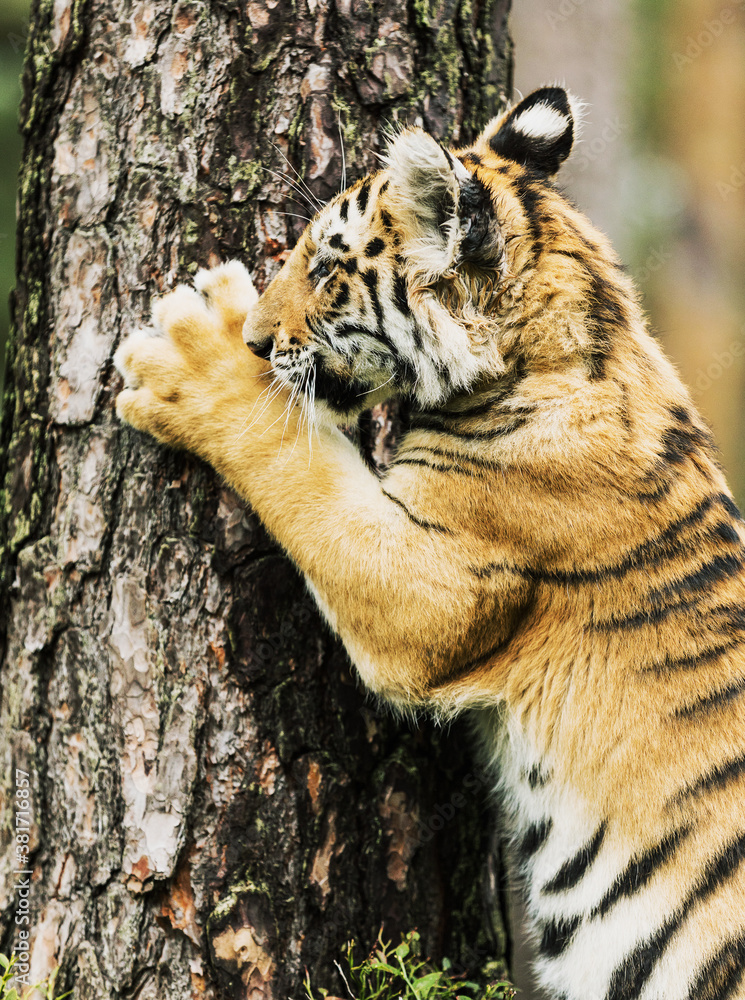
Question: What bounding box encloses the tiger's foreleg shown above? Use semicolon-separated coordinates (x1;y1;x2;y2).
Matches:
115;263;527;705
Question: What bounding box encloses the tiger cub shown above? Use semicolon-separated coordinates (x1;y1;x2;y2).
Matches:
115;87;745;999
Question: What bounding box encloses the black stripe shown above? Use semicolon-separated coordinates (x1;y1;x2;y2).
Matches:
457;174;493;261
333;321;379;339
634;469;675;503
365;237;385;257
645;637;745;676
564;216;603;256
381;490;451;534
674;674;745;719
393;273;411;317
539;916;581;959
389;456;476;475
339;197;349;222
472;492;738;585
592;546;745;633
649;550;745;604
306;314;322;338
605;831;745;1000
434;396;511;420
660;423;711;465
527;764;549;789
586;270;628;380
592;594;701;632
591;826;691;919
542;824;606;894
721;495;744;521
332;282;349;309
399;443;500;471
411;413;528;440
518;819;552;861
510;172;544;260
418;361;529;421
356;177;371;214
673;753;745;805
362;268;384;329
669;403;691;424
379;208;393;231
549;247;593;265
341;256;357;274
684;935;745;1000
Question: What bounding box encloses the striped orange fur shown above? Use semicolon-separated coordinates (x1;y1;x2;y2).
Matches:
115;87;745;999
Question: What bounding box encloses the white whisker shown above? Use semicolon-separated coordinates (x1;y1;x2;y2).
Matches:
260;381;297;438
337;113;347;193
259;165;318;214
235;377;286;441
270;143;324;211
274;211;313;224
233;376;279;439
356;372;396;397
288;367;311;461
278;378;302;455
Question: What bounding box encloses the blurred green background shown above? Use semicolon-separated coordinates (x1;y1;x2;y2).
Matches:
0;0;27;395
0;0;743;506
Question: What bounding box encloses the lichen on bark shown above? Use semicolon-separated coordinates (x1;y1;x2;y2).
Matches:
0;1;513;996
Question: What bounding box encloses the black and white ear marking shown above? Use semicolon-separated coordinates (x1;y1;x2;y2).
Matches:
488;87;578;176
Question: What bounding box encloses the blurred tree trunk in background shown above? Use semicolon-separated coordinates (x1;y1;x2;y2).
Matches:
0;1;512;997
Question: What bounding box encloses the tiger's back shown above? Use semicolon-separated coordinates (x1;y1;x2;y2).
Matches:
388;94;745;999
116;87;745;998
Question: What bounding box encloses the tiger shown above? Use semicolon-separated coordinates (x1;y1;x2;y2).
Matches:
114;86;745;999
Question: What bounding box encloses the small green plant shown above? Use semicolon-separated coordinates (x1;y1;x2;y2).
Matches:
303;930;516;1000
0;953;72;1000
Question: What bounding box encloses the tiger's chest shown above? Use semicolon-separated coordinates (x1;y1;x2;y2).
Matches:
495;722;687;1000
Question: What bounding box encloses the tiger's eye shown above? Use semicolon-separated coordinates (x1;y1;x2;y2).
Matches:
312;261;332;283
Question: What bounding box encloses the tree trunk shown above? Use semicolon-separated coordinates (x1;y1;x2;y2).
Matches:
0;1;512;997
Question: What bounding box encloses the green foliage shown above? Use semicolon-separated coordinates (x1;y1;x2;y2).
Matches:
303;931;515;1000
0;952;71;1000
0;27;27;400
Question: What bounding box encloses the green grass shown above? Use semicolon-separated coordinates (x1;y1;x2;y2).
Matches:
302;931;516;1000
0;952;71;1000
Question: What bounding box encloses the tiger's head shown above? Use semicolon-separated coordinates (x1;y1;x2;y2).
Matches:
244;87;604;423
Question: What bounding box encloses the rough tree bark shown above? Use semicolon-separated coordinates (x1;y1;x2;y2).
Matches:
0;1;512;997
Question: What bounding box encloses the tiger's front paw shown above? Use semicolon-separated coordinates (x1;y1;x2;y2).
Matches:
115;261;270;455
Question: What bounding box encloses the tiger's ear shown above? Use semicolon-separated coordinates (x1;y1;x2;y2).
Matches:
484;87;579;176
384;127;481;279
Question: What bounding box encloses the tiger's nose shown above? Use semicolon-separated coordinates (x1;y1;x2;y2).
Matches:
244;333;273;360
253;337;274;361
